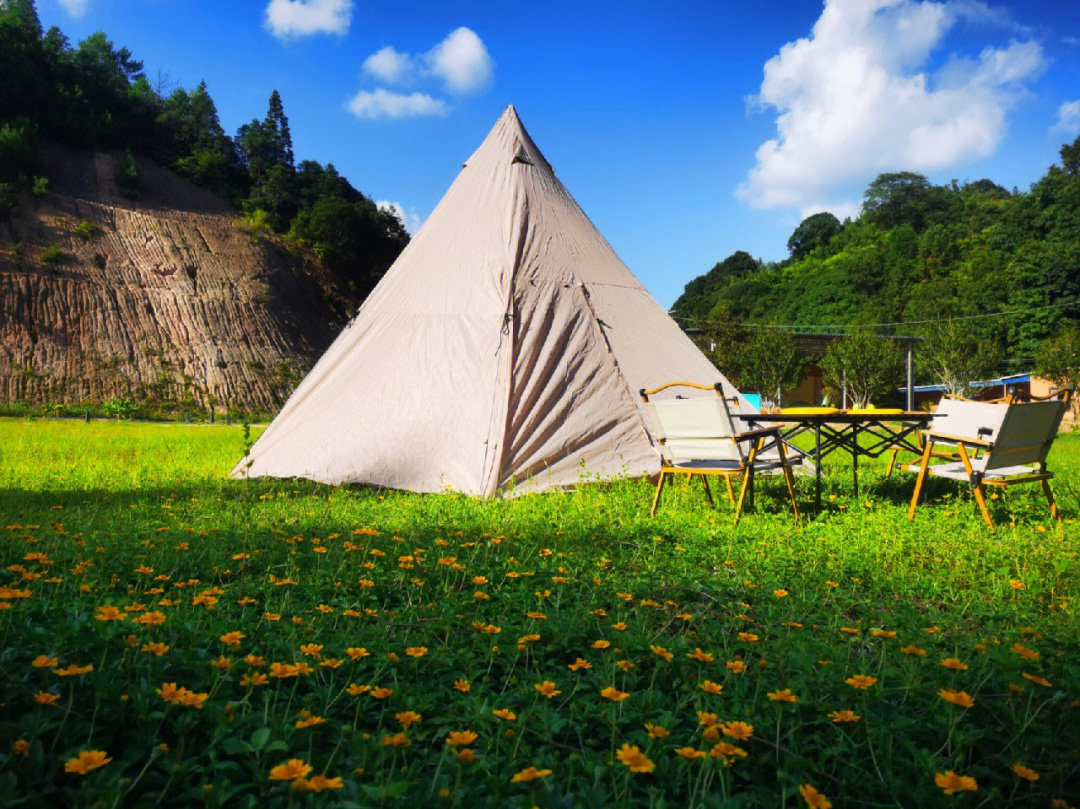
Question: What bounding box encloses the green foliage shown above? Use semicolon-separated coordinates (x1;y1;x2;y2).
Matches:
672;151;1080;371
736;328;804;406
74;218;101;240
114;148;139;191
787;212;841;259
39;244;65;266
101;397;140;419
1034;324;1080;391
821;331;905;408
918;320;1003;397
0;117;38;182
0;420;1077;807
30;175;48;196
0;182;16;218
234;208;271;237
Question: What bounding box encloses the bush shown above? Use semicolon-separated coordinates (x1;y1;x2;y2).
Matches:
234;208;270;236
30;175;48;197
115;149;140;193
74;219;102;240
40;245;66;266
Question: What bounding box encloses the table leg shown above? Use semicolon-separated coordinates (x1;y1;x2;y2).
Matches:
815;423;822;511
852;433;859;497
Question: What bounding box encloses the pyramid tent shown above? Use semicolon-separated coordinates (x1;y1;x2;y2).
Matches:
234;106;741;495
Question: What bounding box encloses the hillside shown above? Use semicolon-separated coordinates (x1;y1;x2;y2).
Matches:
0;146;352;415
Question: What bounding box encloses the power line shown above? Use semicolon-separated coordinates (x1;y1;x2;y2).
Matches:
669;297;1080;334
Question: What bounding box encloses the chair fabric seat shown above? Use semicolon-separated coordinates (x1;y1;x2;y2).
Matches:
667;459;784;472
909;461;1045;481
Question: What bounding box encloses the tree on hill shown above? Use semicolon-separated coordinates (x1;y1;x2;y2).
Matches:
918;319;1002;397
736;328;804;408
821;332;904;409
787;212;841;260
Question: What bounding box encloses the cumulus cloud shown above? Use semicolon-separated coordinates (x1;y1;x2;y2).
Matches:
424;27;494;93
347;89;449;120
57;0;90;18
363;47;413;85
1053;100;1080;134
358;28;493;94
737;0;1045;213
377;200;423;234
264;0;352;40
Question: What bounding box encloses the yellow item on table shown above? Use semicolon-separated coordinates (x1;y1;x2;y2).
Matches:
845;408;905;415
779;407;841;415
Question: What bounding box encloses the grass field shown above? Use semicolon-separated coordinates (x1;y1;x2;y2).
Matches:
1;418;1078;808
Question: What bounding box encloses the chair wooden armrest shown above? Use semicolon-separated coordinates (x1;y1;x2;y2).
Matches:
731;426;781;443
924;431;992;448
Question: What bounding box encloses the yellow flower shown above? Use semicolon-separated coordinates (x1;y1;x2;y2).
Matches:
1009;579;1023;589
687;648;714;662
611;621;627;631
649;645;673;661
210;656;232;670
1010;763;1039;781
870;629;896;638
133;611;166;627
346;684;371;696
1021;672;1051;687
54;663;93;677
720;721;754;740
240;673;268;686
726;660;746;674
94;605;125;621
600;686;629;702
799;783;832;809
737;632;759;643
142;642;170;656
180;690;208;708
710;742;747;760
940;658;968;671
219;631;245;646
700;680;723;695
675;747;706;759
592;639;611;649
645;723;669;738
845;675;877;689
455;748;477;764
935;771;977;794
299;643;323;658
616;744;655;773
269;663;299;678
1010;643;1040;660
568;657;592;671
768;688;798;702
293;774;343;792
938;689;974;707
900;645;926;656
12;739;29;756
269;759;313;781
510;766;552;782
774;588;789;598
157;682;184;704
346;647;370;659
64;750;112;775
31;654;58;668
535;681;561;699
381;733;410;747
453;679;470;692
405;646;428;658
34;691;60;705
370;687;394;699
446;730;478;746
828;710;860;723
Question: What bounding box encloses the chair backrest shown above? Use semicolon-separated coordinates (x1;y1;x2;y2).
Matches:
647;397;743;464
931;398;1008;443
982;400;1066;471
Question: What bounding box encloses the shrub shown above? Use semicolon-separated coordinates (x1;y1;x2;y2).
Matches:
40;245;66;266
75;219;102;240
115;150;140;193
30;175;48;197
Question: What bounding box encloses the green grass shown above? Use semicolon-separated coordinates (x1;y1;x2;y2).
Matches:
1;418;1077;808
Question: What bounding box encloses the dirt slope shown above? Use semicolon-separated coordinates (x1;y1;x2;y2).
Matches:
0;147;351;414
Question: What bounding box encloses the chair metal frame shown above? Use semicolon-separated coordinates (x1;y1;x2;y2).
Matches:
640;382;800;524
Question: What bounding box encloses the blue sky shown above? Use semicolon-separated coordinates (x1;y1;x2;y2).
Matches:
38;0;1080;308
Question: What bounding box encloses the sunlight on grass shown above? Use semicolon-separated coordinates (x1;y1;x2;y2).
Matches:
0;418;1077;807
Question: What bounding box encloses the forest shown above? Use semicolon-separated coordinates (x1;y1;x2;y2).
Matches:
672;152;1080;369
0;0;408;300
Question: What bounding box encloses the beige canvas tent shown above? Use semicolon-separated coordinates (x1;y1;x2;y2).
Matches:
234;106;739;495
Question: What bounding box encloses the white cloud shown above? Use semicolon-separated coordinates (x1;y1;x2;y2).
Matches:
264;0;352;40
57;0;89;18
357;27;493;95
363;46;413;85
1053;99;1080;134
424;27;494;94
347;89;449;120
376;200;423;234
737;0;1045;213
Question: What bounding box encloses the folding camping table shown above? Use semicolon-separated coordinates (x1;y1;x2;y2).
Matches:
732;410;935;511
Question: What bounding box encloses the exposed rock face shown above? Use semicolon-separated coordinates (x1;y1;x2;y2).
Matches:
0;147;350;414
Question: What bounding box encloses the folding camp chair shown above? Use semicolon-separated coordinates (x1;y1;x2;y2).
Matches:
640;382;800;524
884;396;1003;480
907;399;1067;529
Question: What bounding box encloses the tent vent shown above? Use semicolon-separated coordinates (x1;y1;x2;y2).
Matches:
511;144;532;166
